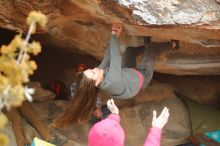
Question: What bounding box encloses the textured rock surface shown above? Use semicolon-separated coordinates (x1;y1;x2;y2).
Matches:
0;0;220;75
155;75;220;105
28;82;55;102
120;97;191;146
154;41;220;75
118;0;220;24
99;81;177;108
27;83;191;146
23;120;40;144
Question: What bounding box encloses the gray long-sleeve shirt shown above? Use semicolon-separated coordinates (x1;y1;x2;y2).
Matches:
98;35;141;99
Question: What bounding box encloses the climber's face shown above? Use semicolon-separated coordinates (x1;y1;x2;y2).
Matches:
84;68;104;86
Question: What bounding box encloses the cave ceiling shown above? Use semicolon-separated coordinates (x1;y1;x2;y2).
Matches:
0;0;220;75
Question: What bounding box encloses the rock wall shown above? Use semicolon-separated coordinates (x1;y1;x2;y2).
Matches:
118;0;220;24
0;0;220;74
29;84;191;146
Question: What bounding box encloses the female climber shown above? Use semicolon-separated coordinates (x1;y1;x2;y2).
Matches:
53;23;176;127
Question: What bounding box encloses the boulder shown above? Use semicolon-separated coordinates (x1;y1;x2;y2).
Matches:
30;93;191;145
22;120;40;144
0;0;220;75
28;82;56;102
155;76;220;106
120;97;191;146
100;81;176;108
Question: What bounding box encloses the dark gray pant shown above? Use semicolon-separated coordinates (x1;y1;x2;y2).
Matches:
122;42;172;88
122;46;154;88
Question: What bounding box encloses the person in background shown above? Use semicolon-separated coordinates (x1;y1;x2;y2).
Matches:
88;99;170;146
70;63;87;97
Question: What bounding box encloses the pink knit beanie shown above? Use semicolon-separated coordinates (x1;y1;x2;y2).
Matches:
88;114;125;146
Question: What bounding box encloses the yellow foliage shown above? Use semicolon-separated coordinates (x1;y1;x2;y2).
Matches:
28;41;41;55
26;11;47;33
9;85;25;107
0;10;47;145
0;75;9;86
0;113;8;128
0;45;15;54
0;11;47;110
0;114;8;146
10;35;23;48
0;133;8;146
29;61;37;71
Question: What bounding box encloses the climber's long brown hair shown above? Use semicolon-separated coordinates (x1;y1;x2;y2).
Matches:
53;73;99;127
